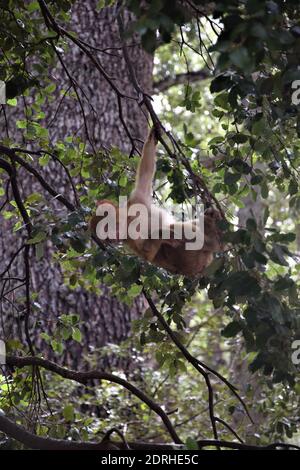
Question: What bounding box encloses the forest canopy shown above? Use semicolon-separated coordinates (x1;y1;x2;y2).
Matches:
0;0;300;452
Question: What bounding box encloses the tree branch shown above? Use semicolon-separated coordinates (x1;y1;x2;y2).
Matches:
143;290;253;428
6;355;181;444
0;157;32;235
0;412;299;451
0;413;116;450
0;145;75;212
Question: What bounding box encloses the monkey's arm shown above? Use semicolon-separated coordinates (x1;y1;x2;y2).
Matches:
131;128;157;202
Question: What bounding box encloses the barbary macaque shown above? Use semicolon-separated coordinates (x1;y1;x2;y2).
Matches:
90;129;222;277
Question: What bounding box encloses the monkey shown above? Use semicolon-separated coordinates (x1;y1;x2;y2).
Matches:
90;128;223;278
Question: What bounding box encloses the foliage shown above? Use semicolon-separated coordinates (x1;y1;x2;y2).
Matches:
0;0;300;448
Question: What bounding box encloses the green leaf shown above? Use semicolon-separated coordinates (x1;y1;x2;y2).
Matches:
251;174;263;185
210;74;232;93
26;232;46;245
228;158;251;174
70;237;86;253
223;272;261;297
274;276;294;291
36;242;44;260
16;120;27;129
7;98;17;106
229;47;254;72
140;332;146;346
39;154;50;166
246;218;257;232
128;284;143;298
260;293;284;324
61;327;71;340
261;181;269;199
26;192;43;204
215;92;229;110
251;119;266;136
288;179;298;196
185;437;199;450
72;327;82;343
203;258;223;276
45;83;56;94
251;23;268;40
230;133;248;144
269;244;289;266
119;175;127;187
40;333;51;343
63;404;74;422
252;250;268;265
224;171;240;185
27;1;39;12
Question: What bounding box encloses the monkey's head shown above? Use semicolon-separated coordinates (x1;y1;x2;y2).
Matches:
89;199;126;243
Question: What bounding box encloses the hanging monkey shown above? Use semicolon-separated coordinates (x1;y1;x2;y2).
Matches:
90;129;223;278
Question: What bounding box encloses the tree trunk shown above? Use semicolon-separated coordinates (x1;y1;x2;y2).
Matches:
0;1;153;369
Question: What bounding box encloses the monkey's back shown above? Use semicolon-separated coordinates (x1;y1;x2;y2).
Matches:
153;243;214;278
